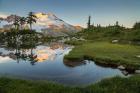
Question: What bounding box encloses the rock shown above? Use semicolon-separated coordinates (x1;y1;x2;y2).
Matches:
122;70;129;76
135;70;140;74
136;55;140;58
118;65;125;70
112;40;119;43
79;38;85;41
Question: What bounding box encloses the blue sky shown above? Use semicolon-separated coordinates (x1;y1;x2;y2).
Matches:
0;0;140;27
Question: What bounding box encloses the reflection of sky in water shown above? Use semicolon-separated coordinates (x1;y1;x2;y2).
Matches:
0;56;13;63
0;43;129;86
0;43;70;63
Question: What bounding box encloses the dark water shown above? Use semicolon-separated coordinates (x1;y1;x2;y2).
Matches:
0;42;129;86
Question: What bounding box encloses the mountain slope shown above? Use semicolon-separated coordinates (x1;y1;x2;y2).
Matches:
34;12;82;37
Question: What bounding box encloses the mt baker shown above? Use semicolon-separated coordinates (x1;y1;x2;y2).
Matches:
2;12;82;37
33;12;82;37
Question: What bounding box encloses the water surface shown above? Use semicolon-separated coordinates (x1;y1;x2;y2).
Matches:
0;42;129;85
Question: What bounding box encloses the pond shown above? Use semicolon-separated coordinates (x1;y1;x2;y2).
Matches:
0;41;131;86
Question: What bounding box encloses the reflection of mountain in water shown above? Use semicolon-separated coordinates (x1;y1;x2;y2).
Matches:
35;44;64;62
0;40;71;65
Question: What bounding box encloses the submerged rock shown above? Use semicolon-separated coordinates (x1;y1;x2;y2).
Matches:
135;70;140;74
122;70;129;76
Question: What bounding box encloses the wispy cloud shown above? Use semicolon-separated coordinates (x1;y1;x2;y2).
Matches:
0;13;9;18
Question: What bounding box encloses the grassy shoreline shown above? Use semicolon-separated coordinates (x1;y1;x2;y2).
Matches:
64;41;140;70
0;75;140;93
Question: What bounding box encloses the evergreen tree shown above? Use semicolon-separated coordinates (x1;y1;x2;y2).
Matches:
0;17;3;28
133;22;140;29
115;21;119;26
13;15;20;30
19;17;26;30
87;16;91;29
0;17;3;23
27;12;37;30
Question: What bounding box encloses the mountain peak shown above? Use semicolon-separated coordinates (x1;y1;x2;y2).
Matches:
33;12;82;37
35;12;49;19
35;12;57;20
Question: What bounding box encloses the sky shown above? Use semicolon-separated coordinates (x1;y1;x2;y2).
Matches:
0;0;140;27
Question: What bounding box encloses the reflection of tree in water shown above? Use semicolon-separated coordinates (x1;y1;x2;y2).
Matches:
2;32;39;65
0;31;72;65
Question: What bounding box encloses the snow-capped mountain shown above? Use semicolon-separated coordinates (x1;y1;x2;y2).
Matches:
1;12;82;37
34;12;82;37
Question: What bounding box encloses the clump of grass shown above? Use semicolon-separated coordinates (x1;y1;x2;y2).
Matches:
65;42;140;69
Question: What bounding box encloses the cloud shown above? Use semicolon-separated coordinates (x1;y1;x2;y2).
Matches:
0;13;9;18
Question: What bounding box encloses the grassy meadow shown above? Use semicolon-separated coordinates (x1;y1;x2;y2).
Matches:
0;75;140;93
64;41;140;69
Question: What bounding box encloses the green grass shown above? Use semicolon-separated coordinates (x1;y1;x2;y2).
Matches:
79;25;140;42
87;75;140;93
0;75;140;93
64;41;140;69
